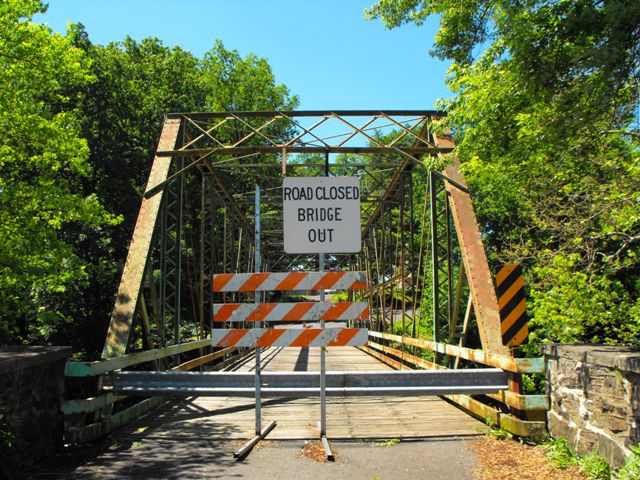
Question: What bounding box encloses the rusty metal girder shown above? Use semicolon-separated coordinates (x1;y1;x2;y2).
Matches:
433;132;507;354
103;118;181;359
159;111;447;159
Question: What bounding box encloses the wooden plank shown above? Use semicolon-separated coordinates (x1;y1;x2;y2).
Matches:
367;330;544;373
175;347;237;371
102;118;181;358
366;340;445;370
67;339;210;377
66;396;166;444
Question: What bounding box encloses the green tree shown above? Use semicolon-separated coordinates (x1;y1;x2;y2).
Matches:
0;0;117;343
48;32;298;355
366;0;640;346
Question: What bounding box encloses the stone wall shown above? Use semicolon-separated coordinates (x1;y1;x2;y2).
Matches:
544;344;640;468
0;346;71;470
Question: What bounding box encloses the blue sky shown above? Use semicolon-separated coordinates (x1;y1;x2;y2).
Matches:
36;1;451;111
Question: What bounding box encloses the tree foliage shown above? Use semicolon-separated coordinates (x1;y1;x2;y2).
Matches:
367;0;640;347
0;0;117;343
0;1;297;353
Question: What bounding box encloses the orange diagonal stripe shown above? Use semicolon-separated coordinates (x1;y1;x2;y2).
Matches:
213;274;234;292
496;264;517;285
213;304;240;322
215;329;248;347
357;307;369;320
322;303;351;321
351;280;367;289
328;328;359;346
249;304;278;322
498;275;525;309
312;271;345;290
256;328;285;347
290;328;322;347
283;303;314;321
275;272;307;290
500;299;526;334
508;326;529;347
238;273;270;292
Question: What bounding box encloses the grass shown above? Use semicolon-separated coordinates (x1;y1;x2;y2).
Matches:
484;419;513;441
579;451;610;480
543;437;578;469
371;438;400;447
615;445;640;480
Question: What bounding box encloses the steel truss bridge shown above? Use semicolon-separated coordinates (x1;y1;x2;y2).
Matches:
63;110;547;455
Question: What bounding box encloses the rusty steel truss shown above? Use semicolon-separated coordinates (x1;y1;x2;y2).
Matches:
56;109;553;445
102;110;506;364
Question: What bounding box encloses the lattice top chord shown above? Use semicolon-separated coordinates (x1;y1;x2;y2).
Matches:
157;111;451;156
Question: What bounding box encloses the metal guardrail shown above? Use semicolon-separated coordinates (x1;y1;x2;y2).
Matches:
105;369;510;397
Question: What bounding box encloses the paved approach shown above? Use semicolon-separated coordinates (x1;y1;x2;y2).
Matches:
46;347;486;479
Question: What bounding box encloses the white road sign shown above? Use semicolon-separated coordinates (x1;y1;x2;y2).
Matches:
283;176;361;253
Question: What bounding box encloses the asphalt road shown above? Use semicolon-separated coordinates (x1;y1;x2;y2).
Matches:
31;436;479;479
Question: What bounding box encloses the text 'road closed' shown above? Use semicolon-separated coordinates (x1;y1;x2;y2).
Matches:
283;177;361;254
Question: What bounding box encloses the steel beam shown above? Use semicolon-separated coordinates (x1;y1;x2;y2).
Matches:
106;369;509;397
167;110;446;119
102;118;181;358
433;133;508;354
158;146;450;157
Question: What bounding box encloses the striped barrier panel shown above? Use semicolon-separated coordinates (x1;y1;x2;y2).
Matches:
212;271;367;292
213;302;369;323
211;327;368;348
496;264;528;347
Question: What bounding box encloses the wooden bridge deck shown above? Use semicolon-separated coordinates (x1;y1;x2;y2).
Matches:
117;347;486;441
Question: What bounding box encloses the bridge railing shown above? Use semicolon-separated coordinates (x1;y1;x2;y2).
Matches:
362;330;548;437
62;340;245;444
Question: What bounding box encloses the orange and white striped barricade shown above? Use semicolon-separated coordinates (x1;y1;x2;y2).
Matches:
211;327;368;348
213;301;368;323
213;271;367;293
211;271;369;347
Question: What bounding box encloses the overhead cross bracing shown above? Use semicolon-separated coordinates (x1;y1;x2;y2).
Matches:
150;110;452;269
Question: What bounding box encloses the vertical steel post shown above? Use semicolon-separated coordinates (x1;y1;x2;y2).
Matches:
175;157;184;345
320;152;328;437
199;175;206;339
380;207;387;335
160;159;184;349
158;194;167;347
318;152;329;437
254;184;261;435
408;171;416;340
399;176;406;354
207;175;215;333
445;192;453;330
319;253;326;436
430;171;454;365
223;207;228;274
429;171;441;363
